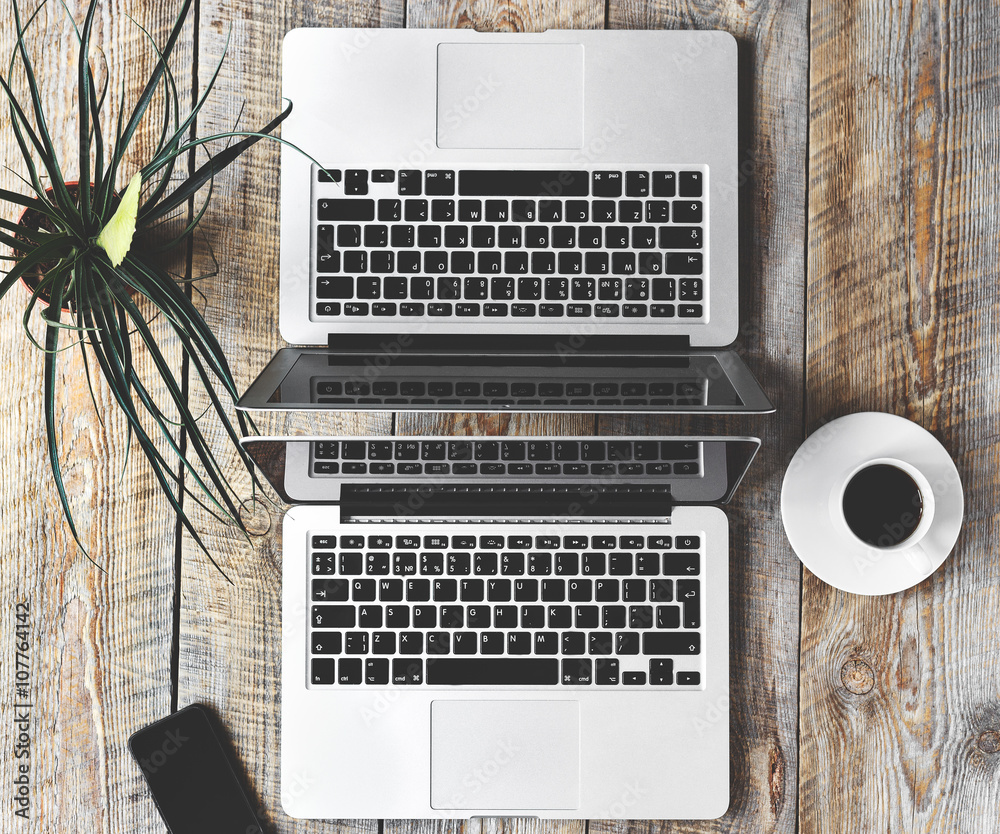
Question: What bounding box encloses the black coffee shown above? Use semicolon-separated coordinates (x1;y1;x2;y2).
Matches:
842;464;923;547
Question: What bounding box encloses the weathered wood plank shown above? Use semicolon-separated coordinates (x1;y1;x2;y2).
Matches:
802;0;1000;831
174;0;400;832
0;0;188;830
593;1;809;832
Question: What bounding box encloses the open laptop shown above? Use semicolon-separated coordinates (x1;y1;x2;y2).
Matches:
245;435;759;819
237;28;773;415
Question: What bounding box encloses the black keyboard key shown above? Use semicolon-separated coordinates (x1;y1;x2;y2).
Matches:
337;658;363;684
663;553;700;576
426;632;451;654
466;605;491;628
666;252;704;275
398;170;421;195
677;579;701;628
574;604;598;628
318;198;374;221
626;170;649;197
400;630;425;653
676;535;701;549
657;605;681;629
505;632;531;655
514;579;538;602
351;579;377;601
649;658;673;685
562;632;586;655
588;632;614;655
629;605;654;629
344;632;369;654
475;553;498;575
487;578;512;601
677;671;701;686
391;658;423;685
595;579;619;602
592;171;622;197
624;671;647;686
459;578;484;602
459;170;588;196
481;632;504;654
569;580;593;603
673;201;703;223
367;549;393;570
485;200;508;221
433;579;459;601
425;170;455;195
596;658;620;685
555;553;579;575
616;632;640;655
378;578;403;601
548;604;572;627
582;553;606;575
318;168;342;183
453;632;477;654
652;171;676;197
642;632;701;655
427;658;559;685
562;658;593;685
312;605;354;628
311;631;342;655
602;605;626;629
660;225;703;249
679;171;703;197
366;657;390;685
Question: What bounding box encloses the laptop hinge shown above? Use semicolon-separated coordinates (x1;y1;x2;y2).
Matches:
339;483;673;521
325;333;691;356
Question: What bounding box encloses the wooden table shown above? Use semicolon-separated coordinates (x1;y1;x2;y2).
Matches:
2;0;998;831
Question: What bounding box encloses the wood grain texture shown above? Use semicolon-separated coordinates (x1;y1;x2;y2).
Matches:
0;1;189;831
593;1;809;832
174;1;397;833
802;0;1000;831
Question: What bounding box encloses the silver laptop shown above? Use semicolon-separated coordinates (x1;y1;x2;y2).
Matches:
246;435;758;819
237;28;773;415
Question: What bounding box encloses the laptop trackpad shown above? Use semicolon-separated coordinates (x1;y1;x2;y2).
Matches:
430;700;580;809
437;44;584;149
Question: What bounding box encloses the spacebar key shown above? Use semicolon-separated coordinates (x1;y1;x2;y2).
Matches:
459;170;589;196
426;658;559;685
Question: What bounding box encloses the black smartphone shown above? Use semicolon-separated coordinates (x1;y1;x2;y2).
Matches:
128;704;266;834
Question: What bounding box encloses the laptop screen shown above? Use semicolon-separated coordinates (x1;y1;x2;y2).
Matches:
238;348;773;414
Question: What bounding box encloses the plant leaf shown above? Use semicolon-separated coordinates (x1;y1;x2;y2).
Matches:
95;171;141;267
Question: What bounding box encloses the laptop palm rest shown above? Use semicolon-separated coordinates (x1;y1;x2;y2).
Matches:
436;43;584;149
430;700;581;809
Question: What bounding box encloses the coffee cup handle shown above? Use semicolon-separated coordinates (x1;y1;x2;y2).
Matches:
904;542;934;576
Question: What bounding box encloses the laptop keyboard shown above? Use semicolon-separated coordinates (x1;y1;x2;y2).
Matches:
311;438;701;478
308;524;705;689
312;165;707;325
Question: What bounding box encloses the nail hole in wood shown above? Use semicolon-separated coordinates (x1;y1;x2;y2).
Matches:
840;659;875;695
239;497;272;537
978;730;1000;755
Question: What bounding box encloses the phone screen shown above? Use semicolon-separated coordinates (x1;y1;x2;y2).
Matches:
129;704;264;834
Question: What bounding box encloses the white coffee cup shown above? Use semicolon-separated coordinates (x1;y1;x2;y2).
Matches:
830;457;936;576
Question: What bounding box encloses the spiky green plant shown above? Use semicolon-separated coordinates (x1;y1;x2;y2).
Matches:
0;0;291;572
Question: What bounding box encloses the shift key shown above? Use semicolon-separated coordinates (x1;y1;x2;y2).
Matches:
642;632;701;655
317;198;375;221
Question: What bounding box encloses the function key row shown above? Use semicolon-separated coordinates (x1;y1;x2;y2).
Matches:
318;169;703;199
314;382;699;399
311;533;700;550
313;439;700;462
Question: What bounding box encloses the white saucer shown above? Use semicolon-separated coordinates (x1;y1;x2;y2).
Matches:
781;412;964;595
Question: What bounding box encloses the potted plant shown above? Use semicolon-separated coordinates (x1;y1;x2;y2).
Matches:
1;0;290;572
